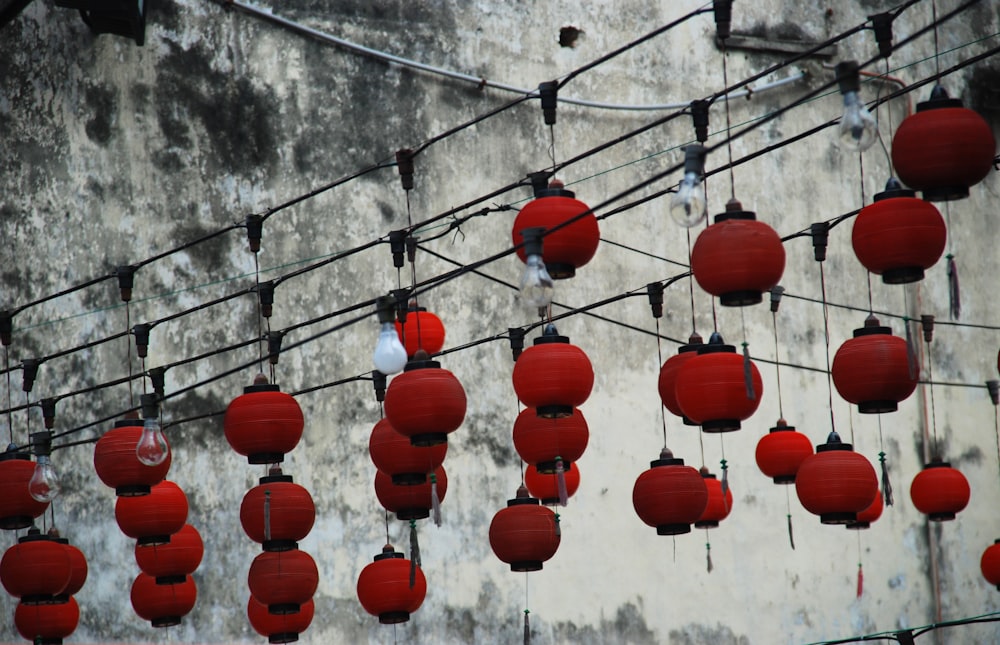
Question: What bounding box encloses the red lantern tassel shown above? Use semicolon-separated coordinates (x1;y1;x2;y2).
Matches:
706;541;713;573
787;513;795;550
555;457;568;507
742;342;756;400
554;512;561;538
947;254;960;320
430;472;442;527
720;459;729;498
523;609;531;645
856;562;864;598
263;490;272;542
879;452;893;507
409;519;421;588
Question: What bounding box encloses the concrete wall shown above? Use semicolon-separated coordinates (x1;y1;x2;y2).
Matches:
1;0;999;643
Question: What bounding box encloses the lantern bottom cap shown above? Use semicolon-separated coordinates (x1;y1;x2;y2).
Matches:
262;539;299;552
922;185;969;202
510;561;544;572
407;433;448;447
535;459;574;475
719;290;764;307
701;419;742;433
269;632;301;643
153;574;187;585
248;452;287;465
928;512;957;522
390;472;428;486
539;497;562;506
268;603;302;616
32;639;63;645
819;512;858;525
136;535;171;547
0;516;33;530
681;416;698;427
19;593;59;604
546;262;576;280
536;405;574;419
772;475;795;485
378;610;411;625
115;484;153;496
152;616;182;628
881;266;925;285
845;522;871;530
656;523;692;536
395;508;431;521
857;401;899;414
694;520;720;529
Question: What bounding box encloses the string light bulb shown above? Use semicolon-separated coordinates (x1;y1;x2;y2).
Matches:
136;393;169;467
28;431;60;502
670;144;707;228
518;227;554;309
372;295;408;374
835;60;877;152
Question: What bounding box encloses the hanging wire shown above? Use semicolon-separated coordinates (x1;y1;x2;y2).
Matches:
655;319;668;449
819;263;837;435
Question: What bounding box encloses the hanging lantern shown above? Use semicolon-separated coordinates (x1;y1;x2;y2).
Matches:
851;179;947;284
249;596;315;643
14;596;79;644
383;354;466;447
512;407;588;473
832;315;917;414
489;485;561;572
0;449;49;530
115;480;189;546
657;333;704;425
674;332;763;432
54;536;87;602
690;200;785;306
511;179;599;279
134;523;204;584
131;572;197;627
909;458;970;521
248;549;319;616
374;466;448;521
395;302;445;357
511;324;594;418
524;463;581;506
241;468;315;551
356;544;427;624
224;374;304;464
795;432;878;525
94;414;172;496
846;490;884;530
0;528;73;603
368;417;447;486
755;419;814;484
694;468;734;529
981;540;1000;590
891;84;996;202
632;448;708;535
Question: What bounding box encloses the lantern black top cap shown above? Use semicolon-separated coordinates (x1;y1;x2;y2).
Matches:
835;60;861;95
708;331;725;345
826;430;842;444
659;447;674;460
543;323;559;337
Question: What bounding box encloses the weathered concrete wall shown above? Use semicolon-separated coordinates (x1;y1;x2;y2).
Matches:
1;0;999;643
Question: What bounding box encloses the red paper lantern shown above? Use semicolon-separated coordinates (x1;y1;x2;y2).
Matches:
115;480;189;546
57;539;87;600
832;316;917;414
224;376;304;464
511;180;599;279
0;450;49;530
131;573;197;627
675;334;763;432
524;463;581;506
248;549;318;615
658;334;704;425
15;596;79;644
395;304;445;357
632;449;708;535
795;432;878;525
891;85;996;202
755;419;814;484
241;470;315;551
512;407;588;473
356;544;427;624
374;466;447;521
981;540;1000;590
135;523;204;584
694;469;733;529
368;417;447;486
910;459;970;521
93;415;172;496
489;486;561;572
690;201;785;306
846;490;884;530
1;529;72;603
249;596;315;643
511;326;594;418
852;181;947;284
383;357;466;446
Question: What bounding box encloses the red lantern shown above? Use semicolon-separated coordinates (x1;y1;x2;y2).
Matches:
356;544;427;624
981;540;1000;590
56;539;87;601
852;181;946;284
0;450;49;530
131;573;197;627
375;466;448;521
224;375;304;464
115;480;189;546
891;85;996;201
383;357;466;446
93;415;172;496
910;459;970;521
368;417;447;486
524;463;581;506
632;449;708;535
795;432;878;525
1;529;72;603
658;334;704;425
489;486;561;572
512;407;588;473
511;180;599;279
249;596;315;643
755;419;813;484
690;201;785;306
846;490;884;530
832;316;917;414
15;596;79;644
248;549;319;615
511;326;593;418
395;303;445;357
675;334;763;432
694;469;733;529
241;469;315;551
134;523;203;584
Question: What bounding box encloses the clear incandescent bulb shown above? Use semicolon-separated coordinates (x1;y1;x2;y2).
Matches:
373;322;408;374
519;253;555;309
136;415;169;466
838;90;878;152
670;171;707;228
28;455;60;502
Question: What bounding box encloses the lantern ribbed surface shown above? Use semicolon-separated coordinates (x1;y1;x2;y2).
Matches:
249;596;315;642
795;436;877;525
755;420;813;484
694;472;733;529
847;490;884;530
832;320;917;414
658;339;702;421
512;334;593;418
248;549;319;616
512;407;589;473
910;460;970;521
524;463;581;506
981;540;1000;590
1;533;73;603
15;596;79;643
0;454;49;530
115;480;189;546
632;453;708;535
675;342;763;432
511;187;599;279
374;466;448;521
356;546;427;624
134;523;203;583
94;417;172;496
852;190;946;284
224;383;304;464
369;417;447;486
131;573;197;627
241;475;315;550
59;541;88;599
395;308;445;357
489;488;561;572
383;360;466;446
